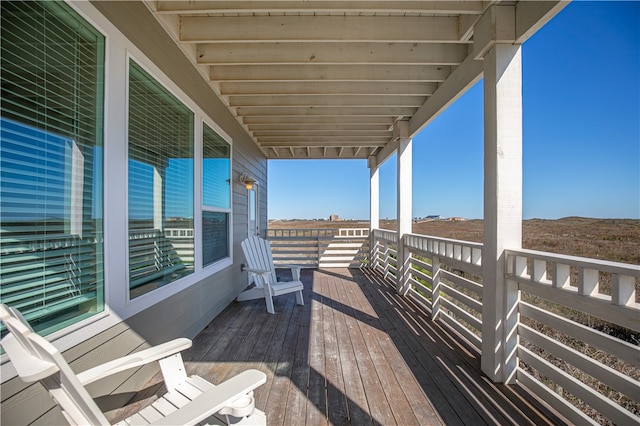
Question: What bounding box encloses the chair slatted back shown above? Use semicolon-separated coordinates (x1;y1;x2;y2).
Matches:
0;304;110;425
241;236;277;288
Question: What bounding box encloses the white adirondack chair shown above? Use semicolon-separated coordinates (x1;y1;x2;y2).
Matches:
0;304;267;426
238;236;304;314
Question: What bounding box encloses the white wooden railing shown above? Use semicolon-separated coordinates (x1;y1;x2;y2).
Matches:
267;228;369;268
372;229;485;352
505;248;639;425
370;229;639;425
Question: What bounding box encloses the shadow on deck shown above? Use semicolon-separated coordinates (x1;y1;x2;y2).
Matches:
112;268;567;425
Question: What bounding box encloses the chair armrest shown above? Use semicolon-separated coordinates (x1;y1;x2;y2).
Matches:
76;338;192;385
151;369;267;426
243;268;271;276
280;264;302;281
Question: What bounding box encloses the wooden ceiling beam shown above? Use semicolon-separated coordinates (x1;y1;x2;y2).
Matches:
236;106;418;117
211;64;451;82
197;42;468;65
247;124;391;132
242;116;394;125
258;140;387;147
229;95;427;108
157;1;485;15
252;130;391;137
220;81;437;96
180;16;461;43
254;132;391;139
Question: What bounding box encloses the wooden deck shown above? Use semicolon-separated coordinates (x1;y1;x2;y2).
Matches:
112;268;567;425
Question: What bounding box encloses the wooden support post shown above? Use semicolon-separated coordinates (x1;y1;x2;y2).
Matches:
369;155;380;269
481;39;523;384
396;122;412;295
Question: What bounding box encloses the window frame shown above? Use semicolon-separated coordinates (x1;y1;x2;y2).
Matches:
0;0;107;338
200;119;233;271
123;55;234;306
0;1;114;370
125;56;196;300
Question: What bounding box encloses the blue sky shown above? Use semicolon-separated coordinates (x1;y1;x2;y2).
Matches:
268;1;640;220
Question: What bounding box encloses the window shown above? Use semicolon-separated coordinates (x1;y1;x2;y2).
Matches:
202;124;231;267
0;1;105;335
128;60;194;298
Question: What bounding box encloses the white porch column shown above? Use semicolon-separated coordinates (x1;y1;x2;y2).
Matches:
396;122;412;295
368;155;380;269
369;155;380;231
482;42;523;384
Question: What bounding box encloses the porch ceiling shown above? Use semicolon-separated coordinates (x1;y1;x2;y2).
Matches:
147;1;565;160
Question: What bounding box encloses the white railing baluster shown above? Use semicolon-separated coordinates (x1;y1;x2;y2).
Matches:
553;263;571;289
514;255;527;279
611;274;636;307
532;258;547;283
579;267;599;296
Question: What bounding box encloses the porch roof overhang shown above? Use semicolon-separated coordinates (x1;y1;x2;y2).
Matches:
146;1;567;161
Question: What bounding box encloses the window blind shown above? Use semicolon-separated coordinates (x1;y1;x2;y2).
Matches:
128;60;194;298
0;1;105;336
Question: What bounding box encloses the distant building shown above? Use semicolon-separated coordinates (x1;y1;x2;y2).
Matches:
329;214;343;222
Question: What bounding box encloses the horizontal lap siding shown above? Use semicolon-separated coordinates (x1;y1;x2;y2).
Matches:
1;1;267;424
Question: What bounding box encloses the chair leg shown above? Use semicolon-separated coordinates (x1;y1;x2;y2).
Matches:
265;294;275;314
295;290;304;306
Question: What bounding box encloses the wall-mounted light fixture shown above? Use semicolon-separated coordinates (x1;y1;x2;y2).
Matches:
239;171;256;190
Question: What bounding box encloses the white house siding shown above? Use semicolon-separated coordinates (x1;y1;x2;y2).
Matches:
0;1;266;424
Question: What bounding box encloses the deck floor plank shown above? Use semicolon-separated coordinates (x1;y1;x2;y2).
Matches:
282;275;314;426
356;270;469;425
109;267;568;426
325;274;373;425
307;275;329;425
342;271;436;426
332;270;397;425
250;291;297;413
322;275;350;425
262;292;306;425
